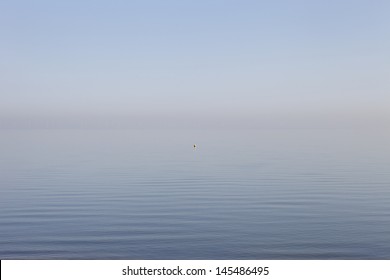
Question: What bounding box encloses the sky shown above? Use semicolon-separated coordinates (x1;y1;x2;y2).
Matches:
1;0;389;129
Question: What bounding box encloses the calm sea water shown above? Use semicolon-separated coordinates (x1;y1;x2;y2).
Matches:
1;129;390;259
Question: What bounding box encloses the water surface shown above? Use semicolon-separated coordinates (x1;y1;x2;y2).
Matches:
1;129;389;259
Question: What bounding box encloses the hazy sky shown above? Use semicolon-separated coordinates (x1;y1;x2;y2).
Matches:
1;0;389;128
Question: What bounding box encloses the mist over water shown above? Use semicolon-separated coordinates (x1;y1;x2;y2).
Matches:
1;128;389;259
1;0;390;260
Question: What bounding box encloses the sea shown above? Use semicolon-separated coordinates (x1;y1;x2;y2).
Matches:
1;129;389;259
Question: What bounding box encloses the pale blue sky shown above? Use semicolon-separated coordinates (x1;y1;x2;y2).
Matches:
1;0;389;128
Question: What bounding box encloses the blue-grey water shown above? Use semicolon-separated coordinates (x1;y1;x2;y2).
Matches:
1;129;390;259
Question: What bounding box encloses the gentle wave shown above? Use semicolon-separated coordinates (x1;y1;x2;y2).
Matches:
1;129;390;259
